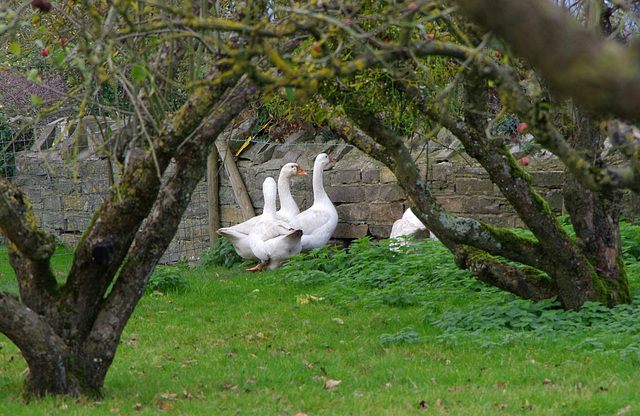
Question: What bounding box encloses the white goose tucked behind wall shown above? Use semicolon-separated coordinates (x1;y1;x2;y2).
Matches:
247;177;302;271
390;207;437;250
217;162;306;260
289;153;338;252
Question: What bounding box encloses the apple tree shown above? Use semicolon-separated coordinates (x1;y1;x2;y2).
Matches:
0;0;638;398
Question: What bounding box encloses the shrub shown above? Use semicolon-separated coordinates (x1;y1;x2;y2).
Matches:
199;238;245;269
146;267;188;294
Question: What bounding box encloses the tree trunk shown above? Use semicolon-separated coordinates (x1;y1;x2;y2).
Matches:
328;66;631;310
0;74;256;396
562;111;630;306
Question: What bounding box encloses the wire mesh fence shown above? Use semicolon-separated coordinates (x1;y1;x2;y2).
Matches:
0;124;210;280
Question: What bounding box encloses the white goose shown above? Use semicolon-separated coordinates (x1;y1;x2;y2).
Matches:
390;207;437;250
289;153;338;252
247;177;302;271
217;163;306;260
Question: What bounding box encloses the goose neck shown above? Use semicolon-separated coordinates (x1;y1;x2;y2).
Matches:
278;174;296;212
312;164;328;201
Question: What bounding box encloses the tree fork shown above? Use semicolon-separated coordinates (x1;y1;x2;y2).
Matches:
77;78;259;392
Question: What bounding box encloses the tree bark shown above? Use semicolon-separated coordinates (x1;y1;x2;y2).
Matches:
455;0;640;122
77;78;259;390
327;66;630;309
562;111;630;305
0;68;252;396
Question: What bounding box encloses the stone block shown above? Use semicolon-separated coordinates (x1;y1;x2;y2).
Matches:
44;196;62;211
460;167;488;178
462;197;501;215
63;193;85;211
437;128;457;146
328;186;365;203
455;178;493;195
64;181;83;195
58;233;82;247
434;139;462;162
183;202;208;219
330;144;353;162
218;186;238;205
84;178;111;194
273;143;303;160
220;205;250;226
369;202;404;223
248;189;263;207
531;171;565;189
332;222;368;239
177;219;209;240
66;214;92;232
438;197;463;213
361;169;380;184
364;184;405;202
380;167;397;183
251;143;276;165
337;203;371;222
330;169;360;185
82;195;104;212
369;224;393;239
77;160;110;178
255;170;280;190
475;214;516;228
544;189;564;214
431;162;452;182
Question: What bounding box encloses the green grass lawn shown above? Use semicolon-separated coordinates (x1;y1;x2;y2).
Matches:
1;229;640;415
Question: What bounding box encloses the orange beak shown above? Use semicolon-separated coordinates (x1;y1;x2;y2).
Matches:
329;157;335;163
297;167;308;175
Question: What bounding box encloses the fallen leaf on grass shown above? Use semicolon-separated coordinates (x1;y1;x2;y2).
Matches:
324;379;342;390
160;390;178;400
332;318;344;325
616;405;632;415
447;386;467;392
123;337;138;346
493;381;506;389
158;401;174;412
418;400;429;409
221;382;238;390
543;378;552;385
133;402;143;411
435;398;442;406
297;294;325;304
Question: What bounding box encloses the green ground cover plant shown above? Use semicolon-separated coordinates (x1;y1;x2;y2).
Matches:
0;222;639;415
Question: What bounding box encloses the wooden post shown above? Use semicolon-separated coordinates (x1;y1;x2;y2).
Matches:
215;139;255;221
207;148;220;245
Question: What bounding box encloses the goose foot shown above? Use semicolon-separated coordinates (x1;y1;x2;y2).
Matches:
246;262;266;272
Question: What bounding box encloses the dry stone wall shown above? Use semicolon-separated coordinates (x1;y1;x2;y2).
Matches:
10;129;640;263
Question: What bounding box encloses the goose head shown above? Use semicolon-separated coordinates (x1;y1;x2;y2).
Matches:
314;153;334;171
281;162;307;179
